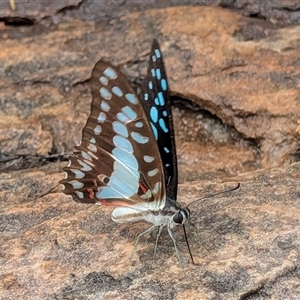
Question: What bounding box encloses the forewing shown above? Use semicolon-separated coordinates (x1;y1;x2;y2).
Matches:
140;39;178;200
60;60;166;209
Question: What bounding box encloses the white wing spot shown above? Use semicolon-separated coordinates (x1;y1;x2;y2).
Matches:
88;143;97;153
87;150;98;160
94;125;102;135
97;112;106;123
99;87;112;100
104;67;118;79
101;101;110;112
81;151;92;161
131;132;149;144
75;191;84;199
148;169;158;177
70;180;84;189
70;169;85;179
99;76;108;86
78;160;92;171
152;182;161;194
143;155;154;163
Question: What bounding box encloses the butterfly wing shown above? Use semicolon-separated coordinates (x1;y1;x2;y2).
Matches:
139;39;178;200
60;60;167;210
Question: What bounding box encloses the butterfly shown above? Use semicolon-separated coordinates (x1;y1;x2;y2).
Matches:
60;39;191;262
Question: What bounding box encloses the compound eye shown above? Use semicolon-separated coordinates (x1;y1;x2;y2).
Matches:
173;211;184;224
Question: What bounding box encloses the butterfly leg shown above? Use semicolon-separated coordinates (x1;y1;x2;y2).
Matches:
130;224;157;259
154;225;164;256
167;226;181;261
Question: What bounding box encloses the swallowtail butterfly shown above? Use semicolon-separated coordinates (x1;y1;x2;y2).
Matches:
60;39;191;261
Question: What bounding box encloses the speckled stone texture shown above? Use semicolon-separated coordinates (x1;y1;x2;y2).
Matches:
1;0;300;26
1;6;300;300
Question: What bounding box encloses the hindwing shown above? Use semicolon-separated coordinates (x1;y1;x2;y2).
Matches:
140;39;178;200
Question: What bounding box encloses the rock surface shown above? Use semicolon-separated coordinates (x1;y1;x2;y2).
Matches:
1;162;300;299
1;5;300;300
1;6;300;174
1;0;300;26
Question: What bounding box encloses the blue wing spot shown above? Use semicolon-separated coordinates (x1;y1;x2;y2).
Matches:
78;160;92;171
112;86;123;97
143;155;154;163
165;164;171;167
99;87;112;100
94;125;102;135
148;169;159;177
115;160;140;184
116;112;129;123
162;110;168;117
164;147;170;153
155;49;161;58
154;97;159;105
97;112;106;123
135;122;143;128
148;81;153;90
90;137;96;143
97;187;122;199
109;177;137;196
152;55;157;62
113;135;133;153
70;180;84;189
70;169;85;179
99;76;108;85
159;118;168;133
81;151;92;161
75;191;84;199
158;92;165;105
122;106;137;120
150;122;158;140
150;106;158;123
144;93;149;101
104;67;118;79
151;68;156;77
125;93;138;105
161;79;167;91
156;68;161;80
131;132;149;144
105;161;139;197
101;101;110;112
112;121;129;137
112;148;138;171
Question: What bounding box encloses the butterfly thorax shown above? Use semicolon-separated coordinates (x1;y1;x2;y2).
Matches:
111;198;190;229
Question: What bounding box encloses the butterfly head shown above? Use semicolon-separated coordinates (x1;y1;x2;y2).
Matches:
164;198;190;227
172;207;190;225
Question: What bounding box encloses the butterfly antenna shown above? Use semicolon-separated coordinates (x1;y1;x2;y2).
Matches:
186;183;240;209
183;183;240;264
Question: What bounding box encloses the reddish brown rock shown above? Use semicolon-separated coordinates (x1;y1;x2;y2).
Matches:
1;0;299;26
1;162;300;299
0;0;82;22
1;6;300;300
1;6;299;174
